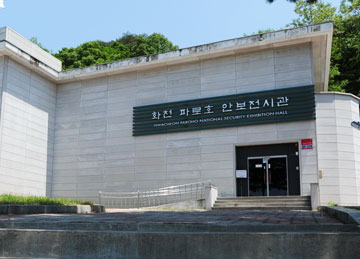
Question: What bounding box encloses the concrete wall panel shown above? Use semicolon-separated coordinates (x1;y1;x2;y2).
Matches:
0;58;56;196
52;44;317;201
316;93;360;206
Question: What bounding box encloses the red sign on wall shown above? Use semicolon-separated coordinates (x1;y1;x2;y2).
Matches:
301;139;313;149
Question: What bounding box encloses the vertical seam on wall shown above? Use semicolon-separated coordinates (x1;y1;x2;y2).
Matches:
0;57;9;162
303;43;315;197
134;72;138;191
310;44;320;195
27;70;33;196
165;65;169;183
49;83;58;198
199;58;203;181
314;95;320;186
234;53;239;196
310;42;314;86
307;44;316;199
104;76;109;195
77;80;83;199
272;47;277;89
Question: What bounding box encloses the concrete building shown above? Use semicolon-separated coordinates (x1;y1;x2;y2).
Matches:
0;22;359;206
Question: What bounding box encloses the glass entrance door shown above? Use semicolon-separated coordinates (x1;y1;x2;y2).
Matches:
268;157;288;196
248;158;267;196
248;156;288;196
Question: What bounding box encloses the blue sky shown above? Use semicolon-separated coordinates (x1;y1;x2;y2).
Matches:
0;0;342;53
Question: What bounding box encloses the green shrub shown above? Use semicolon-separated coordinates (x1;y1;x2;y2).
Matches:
0;194;93;206
327;201;338;206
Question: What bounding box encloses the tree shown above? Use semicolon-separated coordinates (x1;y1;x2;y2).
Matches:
54;41;129;69
288;0;360;96
29;37;49;53
54;33;178;70
116;32;138;50
287;0;336;27
266;0;317;3
129;33;178;58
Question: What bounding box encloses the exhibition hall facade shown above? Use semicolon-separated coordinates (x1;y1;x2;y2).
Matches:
0;22;359;206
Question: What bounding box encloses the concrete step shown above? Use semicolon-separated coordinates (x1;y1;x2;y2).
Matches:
214;204;311;207
217;196;310;201
214;202;311;207
216;199;311;203
214;204;311;208
213;196;311;210
213;204;311;208
214;200;311;204
212;206;312;211
213;202;311;206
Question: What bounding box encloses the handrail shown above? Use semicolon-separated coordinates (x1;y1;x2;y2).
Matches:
98;181;211;208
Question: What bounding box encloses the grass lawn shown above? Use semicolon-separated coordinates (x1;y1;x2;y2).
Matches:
0;194;93;206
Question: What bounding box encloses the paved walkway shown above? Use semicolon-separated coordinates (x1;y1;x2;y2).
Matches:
0;209;341;225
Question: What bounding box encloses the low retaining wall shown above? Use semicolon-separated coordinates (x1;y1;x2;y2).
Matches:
0;205;105;214
0;228;359;259
320;206;360;225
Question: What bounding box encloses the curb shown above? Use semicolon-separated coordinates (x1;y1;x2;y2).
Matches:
0;204;105;214
320;206;360;225
0;221;358;233
1;228;360;259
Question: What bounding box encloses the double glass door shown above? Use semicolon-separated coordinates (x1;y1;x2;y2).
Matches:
248;156;288;196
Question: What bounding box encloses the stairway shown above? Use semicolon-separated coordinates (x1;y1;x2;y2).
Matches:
212;196;311;210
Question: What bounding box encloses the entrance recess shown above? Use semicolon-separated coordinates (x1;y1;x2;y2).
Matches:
236;143;300;197
248;156;287;196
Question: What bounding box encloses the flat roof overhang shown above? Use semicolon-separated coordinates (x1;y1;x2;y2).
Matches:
0;23;333;92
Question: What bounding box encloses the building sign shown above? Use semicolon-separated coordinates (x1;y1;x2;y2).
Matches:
133;85;315;136
301;139;313;149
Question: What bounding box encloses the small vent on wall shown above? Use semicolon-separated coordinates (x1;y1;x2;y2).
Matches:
351;121;360;130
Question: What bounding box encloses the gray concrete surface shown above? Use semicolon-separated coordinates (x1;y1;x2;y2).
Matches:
321;206;360;225
316;93;360;206
0;210;353;233
0;57;56;197
1;228;359;259
0;209;343;226
0;210;359;258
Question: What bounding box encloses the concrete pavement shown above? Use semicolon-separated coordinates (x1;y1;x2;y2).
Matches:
0;209;342;226
1;209;359;259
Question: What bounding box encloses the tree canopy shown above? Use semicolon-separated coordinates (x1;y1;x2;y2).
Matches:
266;0;317;3
54;33;178;70
288;0;360;96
